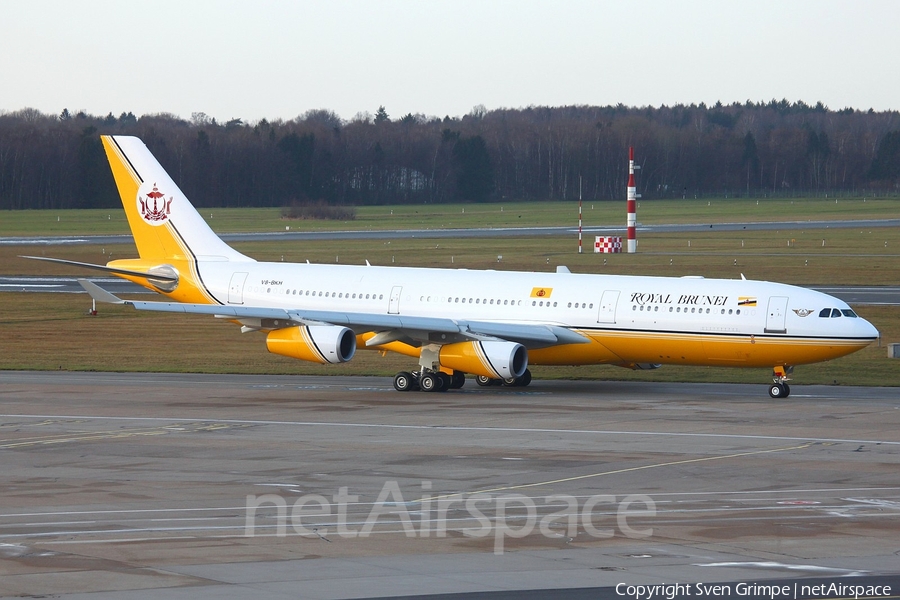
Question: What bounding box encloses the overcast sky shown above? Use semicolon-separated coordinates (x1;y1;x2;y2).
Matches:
2;1;898;123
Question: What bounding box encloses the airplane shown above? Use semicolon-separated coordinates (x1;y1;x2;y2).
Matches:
25;135;880;398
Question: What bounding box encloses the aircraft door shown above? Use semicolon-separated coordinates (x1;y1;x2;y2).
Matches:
388;285;402;314
597;290;620;324
764;296;788;333
228;272;249;305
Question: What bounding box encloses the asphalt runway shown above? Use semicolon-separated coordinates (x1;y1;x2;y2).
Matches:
0;372;898;599
2;218;899;246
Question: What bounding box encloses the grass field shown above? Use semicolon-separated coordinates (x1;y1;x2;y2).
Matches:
2;199;898;386
9;227;899;285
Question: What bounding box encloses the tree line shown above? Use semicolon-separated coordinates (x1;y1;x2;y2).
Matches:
1;101;899;211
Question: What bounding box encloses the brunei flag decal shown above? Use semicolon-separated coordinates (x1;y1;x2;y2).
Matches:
738;296;757;307
530;287;553;298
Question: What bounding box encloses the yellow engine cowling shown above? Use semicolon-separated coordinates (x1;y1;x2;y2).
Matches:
439;340;528;380
266;325;356;364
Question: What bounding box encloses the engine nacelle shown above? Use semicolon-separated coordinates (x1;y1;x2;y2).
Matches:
439;340;528;380
266;325;356;364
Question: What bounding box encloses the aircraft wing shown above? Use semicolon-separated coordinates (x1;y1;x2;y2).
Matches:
78;280;589;348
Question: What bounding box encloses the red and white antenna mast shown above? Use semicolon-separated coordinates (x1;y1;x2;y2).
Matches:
626;146;638;253
578;176;583;254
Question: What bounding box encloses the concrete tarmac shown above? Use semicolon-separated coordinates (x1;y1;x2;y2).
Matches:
0;372;898;599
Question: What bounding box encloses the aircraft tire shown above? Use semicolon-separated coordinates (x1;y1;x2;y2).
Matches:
475;375;494;387
768;383;787;398
782;383;791;397
520;369;532;387
420;373;441;392
450;371;466;389
438;372;452;392
393;372;414;392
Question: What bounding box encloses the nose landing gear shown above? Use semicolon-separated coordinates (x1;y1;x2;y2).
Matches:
768;365;793;398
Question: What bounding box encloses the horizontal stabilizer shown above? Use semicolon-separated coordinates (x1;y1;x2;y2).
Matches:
20;256;178;282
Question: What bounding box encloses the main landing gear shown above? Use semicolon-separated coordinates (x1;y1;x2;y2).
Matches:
768;365;793;398
393;369;466;392
392;369;533;392
474;369;532;388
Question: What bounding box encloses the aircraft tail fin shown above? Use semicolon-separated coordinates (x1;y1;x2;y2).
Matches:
101;135;249;263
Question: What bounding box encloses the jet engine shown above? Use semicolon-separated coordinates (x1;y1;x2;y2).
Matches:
439;340;527;380
266;325;356;364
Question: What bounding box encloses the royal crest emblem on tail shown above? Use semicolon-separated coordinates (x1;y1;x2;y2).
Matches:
138;182;172;225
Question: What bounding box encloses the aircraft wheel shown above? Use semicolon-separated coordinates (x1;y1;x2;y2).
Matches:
475;375;494;387
782;383;791;397
437;372;452;392
420;373;442;392
393;371;414;392
450;371;466;389
519;369;532;387
502;377;518;386
768;383;787;398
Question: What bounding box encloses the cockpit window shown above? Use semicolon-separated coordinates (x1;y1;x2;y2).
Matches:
820;307;854;318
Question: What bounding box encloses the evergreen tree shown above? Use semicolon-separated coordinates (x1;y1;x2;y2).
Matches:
869;131;900;182
452;135;493;202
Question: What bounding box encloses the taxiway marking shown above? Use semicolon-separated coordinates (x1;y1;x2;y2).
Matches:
1;413;898;446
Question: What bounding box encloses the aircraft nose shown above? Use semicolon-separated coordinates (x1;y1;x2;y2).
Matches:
858;316;880;341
